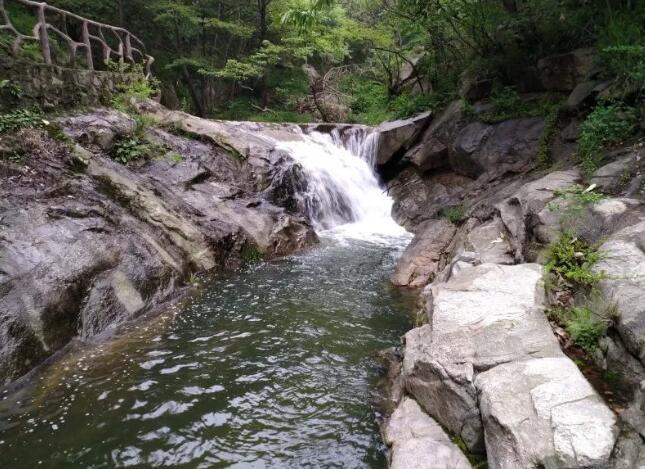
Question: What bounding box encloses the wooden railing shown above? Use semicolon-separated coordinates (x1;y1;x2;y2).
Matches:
0;0;153;77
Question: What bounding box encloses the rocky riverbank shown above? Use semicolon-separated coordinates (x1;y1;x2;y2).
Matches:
0;103;321;386
377;96;644;468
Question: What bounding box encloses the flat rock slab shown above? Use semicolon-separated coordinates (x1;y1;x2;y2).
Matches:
384;397;472;469
476;357;618;469
402;263;562;450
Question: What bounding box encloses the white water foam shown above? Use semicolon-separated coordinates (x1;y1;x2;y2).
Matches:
274;129;411;245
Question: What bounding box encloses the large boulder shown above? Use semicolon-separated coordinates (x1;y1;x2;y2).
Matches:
384;397;472;469
537;48;595;91
391;219;457;287
374;112;432;166
402;263;562;451
497;169;581;260
594;221;645;365
452;118;545;180
476;357;618;468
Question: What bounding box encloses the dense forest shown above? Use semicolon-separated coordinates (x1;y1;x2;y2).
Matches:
4;0;643;124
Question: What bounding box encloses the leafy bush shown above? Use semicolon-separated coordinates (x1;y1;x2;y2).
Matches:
598;45;645;97
109;62;160;111
536;104;561;168
477;87;561;124
549;306;608;352
440;205;466;225
0;109;46;134
112;137;146;164
240;244;263;263
548;184;607;233
578;103;637;176
545;234;604;289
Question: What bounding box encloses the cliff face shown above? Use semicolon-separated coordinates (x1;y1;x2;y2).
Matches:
0;104;319;385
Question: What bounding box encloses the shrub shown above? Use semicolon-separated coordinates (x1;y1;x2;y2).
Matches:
440;205;467;225
536;104;561;168
240;244;263;263
598;45;645;97
545;233;604;289
112;137;146;164
578;103;637;176
0;109;46;134
549;306;609;352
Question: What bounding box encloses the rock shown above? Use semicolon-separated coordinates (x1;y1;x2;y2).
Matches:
565;81;598;110
407;138;450;172
561;121;581;142
0;107;319;385
591;152;641;195
375;112;433;166
452;118;544;180
391;219;456;287
537;48;595;91
384;397;472;469
476;357;618;468
402;263;561;451
463;217;514;265
60;109;137;151
497;169;581;260
593;221;645;365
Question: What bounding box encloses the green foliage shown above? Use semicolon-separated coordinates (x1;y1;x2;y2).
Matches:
537;104;561;168
0;109;46;134
477;87;561;124
440;205;467;225
549;306;608;352
240;244;263;263
578;103;637;176
0;80;23;99
598;45;645;97
112;137;147;164
109;62;160;111
545;234;604;289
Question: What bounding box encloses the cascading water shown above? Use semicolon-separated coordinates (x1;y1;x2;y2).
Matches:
274;128;408;242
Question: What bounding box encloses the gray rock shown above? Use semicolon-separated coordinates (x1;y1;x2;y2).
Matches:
391;219;457;287
402;263;562;451
476;357;618;469
497;169;581;260
0;107;318;385
591;152;641;195
537;48;595;91
384;397;472;469
375;112;433;166
594;221;645;365
463;217;514;265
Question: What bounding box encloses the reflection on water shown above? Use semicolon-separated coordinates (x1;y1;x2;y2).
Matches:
0;235;414;468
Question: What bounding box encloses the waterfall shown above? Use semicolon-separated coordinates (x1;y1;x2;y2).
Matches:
273;128;408;242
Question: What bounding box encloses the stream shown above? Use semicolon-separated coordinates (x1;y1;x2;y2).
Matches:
0;129;415;468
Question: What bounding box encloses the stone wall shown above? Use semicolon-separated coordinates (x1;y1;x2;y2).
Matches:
0;55;142;112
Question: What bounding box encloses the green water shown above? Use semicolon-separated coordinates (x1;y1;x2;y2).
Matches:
0;235;414;468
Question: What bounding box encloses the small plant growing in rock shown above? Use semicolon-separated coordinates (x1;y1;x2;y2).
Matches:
548;184;606;233
240;244;263;263
112;137;146;164
545;233;604;289
440;204;466;225
548;305;612;352
578;103;637;176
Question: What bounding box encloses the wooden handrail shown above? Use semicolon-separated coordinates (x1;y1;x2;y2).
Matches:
0;0;154;77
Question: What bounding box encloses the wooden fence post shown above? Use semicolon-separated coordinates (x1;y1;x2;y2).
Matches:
81;20;93;70
36;3;52;65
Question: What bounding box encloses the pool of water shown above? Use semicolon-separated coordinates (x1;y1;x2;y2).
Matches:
0;234;414;468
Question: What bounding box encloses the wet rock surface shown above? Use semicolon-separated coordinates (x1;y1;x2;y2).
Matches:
0;106;317;385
